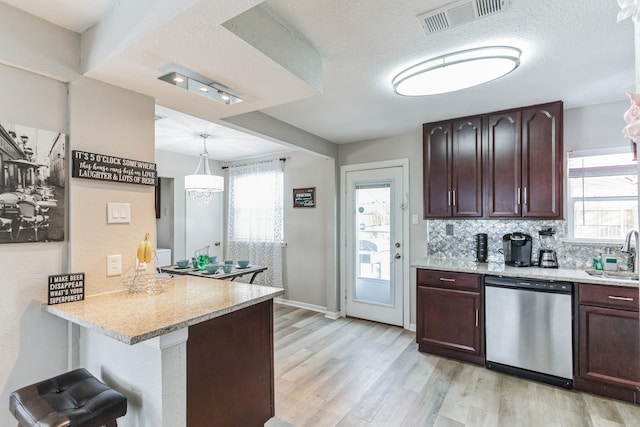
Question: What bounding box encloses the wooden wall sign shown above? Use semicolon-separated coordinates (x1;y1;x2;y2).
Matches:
293;187;316;208
72;150;157;186
48;273;85;305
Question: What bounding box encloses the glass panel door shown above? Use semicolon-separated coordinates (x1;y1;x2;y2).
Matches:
345;166;404;326
355;183;392;305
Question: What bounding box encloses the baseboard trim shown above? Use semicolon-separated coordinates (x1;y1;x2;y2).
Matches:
324;311;341;320
407;323;416;332
274;298;327;315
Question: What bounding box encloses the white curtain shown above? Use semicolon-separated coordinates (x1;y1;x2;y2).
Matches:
227;159;283;287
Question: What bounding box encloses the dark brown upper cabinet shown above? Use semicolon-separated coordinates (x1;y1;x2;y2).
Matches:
424;101;563;220
423;117;483;218
521;102;564;218
487;110;522;217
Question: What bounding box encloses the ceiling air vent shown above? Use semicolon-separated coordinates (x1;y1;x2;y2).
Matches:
417;0;509;36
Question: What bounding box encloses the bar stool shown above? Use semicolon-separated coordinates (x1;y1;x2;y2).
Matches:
9;368;127;427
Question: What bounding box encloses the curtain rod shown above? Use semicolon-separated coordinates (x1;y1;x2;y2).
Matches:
221;157;286;170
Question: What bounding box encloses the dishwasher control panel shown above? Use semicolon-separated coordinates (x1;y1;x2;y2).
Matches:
485;276;573;294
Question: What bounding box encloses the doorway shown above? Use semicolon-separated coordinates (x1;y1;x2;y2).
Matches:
341;160;409;327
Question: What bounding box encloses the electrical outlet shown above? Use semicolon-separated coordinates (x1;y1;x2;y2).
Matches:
446;224;454;236
412;214;419;225
107;254;122;276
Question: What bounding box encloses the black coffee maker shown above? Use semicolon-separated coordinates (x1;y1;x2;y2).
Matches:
502;232;533;267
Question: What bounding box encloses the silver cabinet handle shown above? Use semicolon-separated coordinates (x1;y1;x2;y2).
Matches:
517;187;521;205
608;295;634;301
447;190;451;206
439;278;456;282
475;309;479;327
523;187;528;205
452;190;456;206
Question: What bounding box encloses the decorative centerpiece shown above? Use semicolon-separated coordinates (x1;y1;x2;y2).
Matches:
121;233;171;294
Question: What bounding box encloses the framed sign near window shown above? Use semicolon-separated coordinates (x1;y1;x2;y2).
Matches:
293;187;316;208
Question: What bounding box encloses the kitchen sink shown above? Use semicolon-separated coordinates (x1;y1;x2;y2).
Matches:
584;269;639;281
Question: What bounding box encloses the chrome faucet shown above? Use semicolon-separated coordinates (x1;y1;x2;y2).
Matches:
621;229;639;272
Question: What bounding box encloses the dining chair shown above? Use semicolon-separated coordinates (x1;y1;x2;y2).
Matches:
15;200;48;241
0;192;19;215
0;204;13;240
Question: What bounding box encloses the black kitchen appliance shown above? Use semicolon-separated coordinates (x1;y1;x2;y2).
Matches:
475;233;488;263
538;228;559;268
502;232;532;267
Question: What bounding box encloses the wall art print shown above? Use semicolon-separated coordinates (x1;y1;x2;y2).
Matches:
0;121;66;243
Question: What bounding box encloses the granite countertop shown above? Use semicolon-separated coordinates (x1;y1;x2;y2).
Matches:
44;275;284;345
411;257;639;288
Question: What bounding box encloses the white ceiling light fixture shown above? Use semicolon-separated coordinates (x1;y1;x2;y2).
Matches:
392;46;521;96
185;134;224;204
158;72;243;105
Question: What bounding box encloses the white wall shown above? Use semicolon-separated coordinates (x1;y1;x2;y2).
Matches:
282;150;336;309
564;100;630;152
68;77;156;296
0;2;79;82
0;64;69;426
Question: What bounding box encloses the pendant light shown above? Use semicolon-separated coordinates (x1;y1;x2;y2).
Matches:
185;134;224;203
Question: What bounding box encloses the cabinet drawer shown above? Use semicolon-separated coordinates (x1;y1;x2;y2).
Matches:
579;284;639;311
417;269;481;291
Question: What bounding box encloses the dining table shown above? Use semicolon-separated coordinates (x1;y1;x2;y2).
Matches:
160;264;267;284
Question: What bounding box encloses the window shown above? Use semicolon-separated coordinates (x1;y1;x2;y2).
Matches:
568;147;638;240
226;159;284;288
228;161;283;242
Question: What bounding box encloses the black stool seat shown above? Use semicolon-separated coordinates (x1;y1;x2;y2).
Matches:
9;368;127;427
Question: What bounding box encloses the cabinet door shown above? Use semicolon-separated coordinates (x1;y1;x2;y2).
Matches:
578;305;640;390
417;286;481;357
452;117;483;217
423;122;452;217
521;101;563;218
487;110;521;217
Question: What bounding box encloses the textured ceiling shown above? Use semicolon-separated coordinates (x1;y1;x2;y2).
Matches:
3;0;636;153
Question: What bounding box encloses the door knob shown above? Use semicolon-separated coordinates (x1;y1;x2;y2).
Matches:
394;253;401;259
395;242;401;248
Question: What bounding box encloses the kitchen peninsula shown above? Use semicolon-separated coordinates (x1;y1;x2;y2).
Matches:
45;275;284;426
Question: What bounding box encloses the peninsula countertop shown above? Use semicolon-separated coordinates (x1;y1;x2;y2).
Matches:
45;275;285;345
411;257;639;288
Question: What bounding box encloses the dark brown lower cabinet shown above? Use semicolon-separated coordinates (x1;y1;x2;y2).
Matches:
575;284;640;404
416;269;484;365
187;300;275;426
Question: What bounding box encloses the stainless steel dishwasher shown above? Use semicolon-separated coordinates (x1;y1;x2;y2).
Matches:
484;276;574;388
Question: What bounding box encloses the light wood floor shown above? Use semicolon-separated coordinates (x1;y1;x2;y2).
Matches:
270;304;640;427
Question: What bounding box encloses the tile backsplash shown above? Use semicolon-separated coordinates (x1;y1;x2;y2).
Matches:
426;219;628;270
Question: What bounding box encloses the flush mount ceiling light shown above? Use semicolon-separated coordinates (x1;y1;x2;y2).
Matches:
185;134;224;204
392;46;521;96
159;72;243;105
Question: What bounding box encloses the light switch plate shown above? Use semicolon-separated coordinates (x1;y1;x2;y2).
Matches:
107;202;131;223
411;214;419;225
107;254;122;276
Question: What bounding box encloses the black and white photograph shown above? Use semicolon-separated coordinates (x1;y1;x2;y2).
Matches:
0;122;65;243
